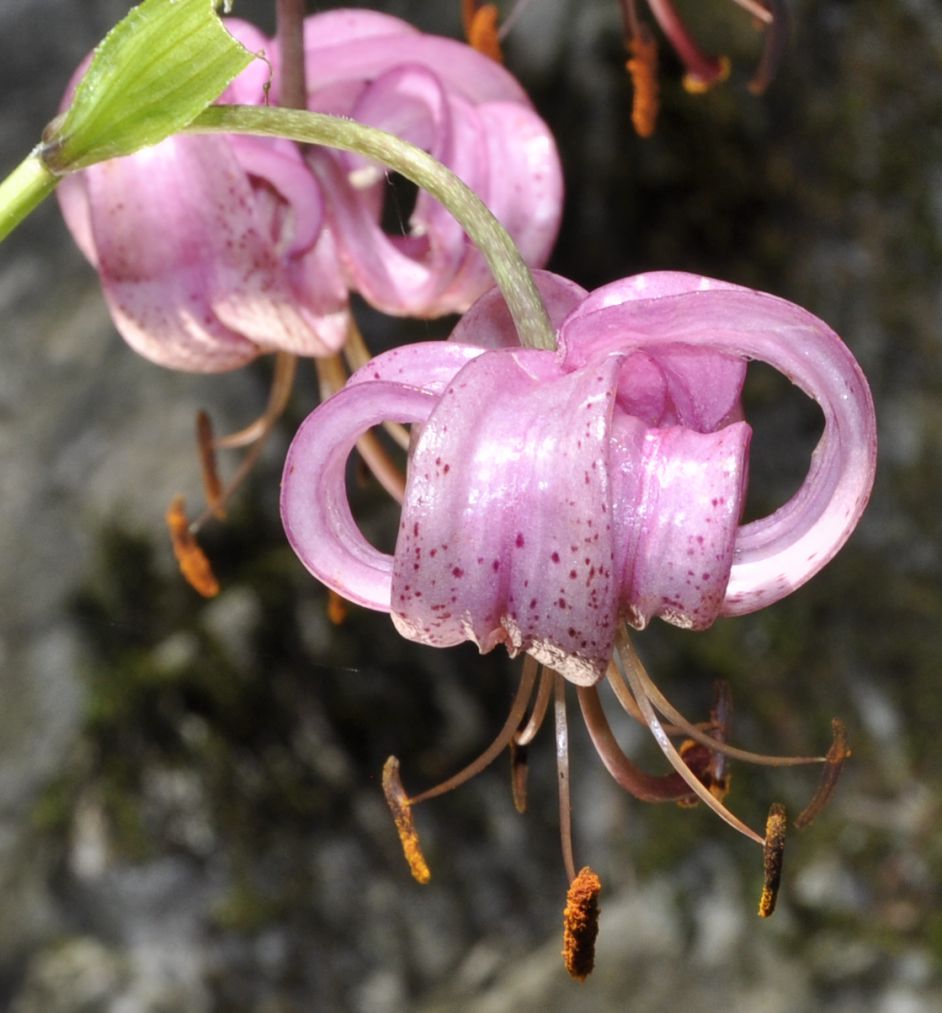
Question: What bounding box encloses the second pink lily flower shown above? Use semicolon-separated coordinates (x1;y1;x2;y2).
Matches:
57;10;563;371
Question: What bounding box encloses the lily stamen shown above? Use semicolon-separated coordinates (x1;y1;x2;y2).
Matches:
190;350;299;536
615;630;766;844
795;718;851;828
562;866;602;982
382;756;432;884
510;665;554;813
758;802;787;917
461;1;504;63
165;495;220;598
555;673;578;885
407;656;540;806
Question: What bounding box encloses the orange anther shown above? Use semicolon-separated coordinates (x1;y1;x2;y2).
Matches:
165;495;220;598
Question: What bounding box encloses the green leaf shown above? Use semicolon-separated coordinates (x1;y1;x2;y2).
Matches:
44;0;253;172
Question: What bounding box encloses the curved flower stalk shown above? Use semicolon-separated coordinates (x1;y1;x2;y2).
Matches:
282;270;876;685
282;269;875;972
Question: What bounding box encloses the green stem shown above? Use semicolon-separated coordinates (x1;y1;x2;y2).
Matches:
0;152;59;244
188;104;556;351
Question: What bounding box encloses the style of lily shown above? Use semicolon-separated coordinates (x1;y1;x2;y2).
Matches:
281;269;876;977
56;8;562;593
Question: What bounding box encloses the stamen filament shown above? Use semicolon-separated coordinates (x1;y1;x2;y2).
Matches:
555;673;577;885
191;351;298;532
211;349;297;448
795;718;851;829
408;656;539;806
615;630;765;845
613;645;828;769
757;802;787;917
342;321;411;451
514;664;554;747
577;683;702;803
746;0;789;94
195;409;225;519
510;663;553;814
316;349;407;503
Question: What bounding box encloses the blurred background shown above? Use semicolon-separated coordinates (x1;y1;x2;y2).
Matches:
1;0;940;1009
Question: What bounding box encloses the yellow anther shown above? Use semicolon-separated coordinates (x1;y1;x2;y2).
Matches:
758;802;787;918
382;756;431;884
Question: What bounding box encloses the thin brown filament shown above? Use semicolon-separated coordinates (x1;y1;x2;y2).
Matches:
555;673;577;885
747;0;788;94
514;665;554;747
617;647;828;769
316;352;407;503
212;351;298;450
606;658;684;734
342;320;412;451
576;684;701;803
195;410;225;519
191;352;298;533
276;0;308;111
510;663;553;814
615;630;765;846
409;657;539;806
794;718;851;829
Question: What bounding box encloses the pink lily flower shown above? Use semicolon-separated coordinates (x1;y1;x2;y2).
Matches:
281;270;875;967
56;11;562;372
281;271;876;686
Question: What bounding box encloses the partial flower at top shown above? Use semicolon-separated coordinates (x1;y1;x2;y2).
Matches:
620;0;789;136
282;270;875;686
56;11;563;372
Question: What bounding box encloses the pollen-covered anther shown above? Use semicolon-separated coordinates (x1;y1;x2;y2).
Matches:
165;495;220;598
562;866;602;981
625;28;660;138
382;756;431;884
795;717;851;829
683;54;731;94
462;1;503;63
327;589;349;626
758;802;787;918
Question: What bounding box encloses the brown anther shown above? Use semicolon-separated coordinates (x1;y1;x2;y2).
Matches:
625;29;659;138
675;738;731;808
382;756;431;884
165;495;220;598
327;589;348;626
757;802;787;918
795;718;851;829
562;866;602;981
510;738;529;814
195;410;225;520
